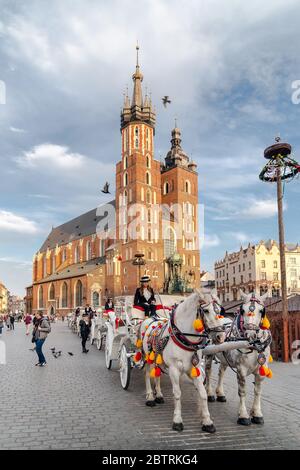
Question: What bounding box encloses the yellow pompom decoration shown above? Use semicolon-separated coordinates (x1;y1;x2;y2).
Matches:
150;367;156;378
156;354;163;365
150;367;161;378
269;354;273;363
261;316;270;330
193;319;204;332
190;367;201;378
135;339;143;349
149;350;155;361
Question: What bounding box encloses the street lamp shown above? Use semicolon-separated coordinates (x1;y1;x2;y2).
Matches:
132;253;146;282
259;136;300;362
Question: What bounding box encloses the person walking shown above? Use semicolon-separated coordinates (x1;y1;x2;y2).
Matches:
32;311;51;367
24;313;32;335
0;315;4;335
79;313;90;353
6;315;10;330
9;314;15;331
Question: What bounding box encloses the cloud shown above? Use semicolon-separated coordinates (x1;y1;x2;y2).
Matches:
17;144;85;169
0;210;39;234
241;199;283;219
9;126;26;133
202;233;220;248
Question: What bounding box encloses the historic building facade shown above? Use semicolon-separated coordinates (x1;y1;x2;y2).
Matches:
215;239;300;302
0;281;8;314
31;48;201;315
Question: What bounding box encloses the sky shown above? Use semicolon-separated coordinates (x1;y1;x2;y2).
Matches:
0;0;299;296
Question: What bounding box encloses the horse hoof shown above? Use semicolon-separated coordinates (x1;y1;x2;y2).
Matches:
207;395;216;402
202;424;216;434
155;396;164;404
237;417;251;426
145;400;156;407
216;396;227;403
172;422;184;432
251;416;264;425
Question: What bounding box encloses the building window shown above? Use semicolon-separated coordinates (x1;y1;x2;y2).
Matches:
38;286;44;309
148;209;151;223
52;255;55;273
243;263;245;271
62;248;67;263
273;272;279;281
290;257;296;265
124;156;128;169
146;155;150;168
146;172;151;185
146;190;151;204
273;260;278;269
261;260;266;268
99;239;105;257
185;180;191;194
61;282;68;308
290;268;297;278
124;172;128;187
261;272;267;280
86;241;92;261
164;182;169;195
49;283;55;300
164;227;176;258
249;262;251;269
148;228;152;242
75;245;80;264
92;291;100;308
135;126;139;148
75;280;83;307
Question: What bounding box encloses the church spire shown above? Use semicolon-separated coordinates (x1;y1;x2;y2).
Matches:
132;43;143;108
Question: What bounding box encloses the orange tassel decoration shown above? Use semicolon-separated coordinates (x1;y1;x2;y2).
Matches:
134;351;142;362
259;365;273;378
156;354;163;365
150;367;161;378
269;354;273;363
135;339;143;348
190;367;201;378
149;350;155;361
261;316;270;330
193;319;204;332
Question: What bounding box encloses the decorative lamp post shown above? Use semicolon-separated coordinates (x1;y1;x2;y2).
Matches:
259;136;300;362
132;253;146;282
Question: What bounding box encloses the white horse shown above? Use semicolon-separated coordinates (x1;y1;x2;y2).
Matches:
139;289;227;433
205;291;272;425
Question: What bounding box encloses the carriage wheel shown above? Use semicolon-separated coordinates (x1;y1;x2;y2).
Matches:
119;344;131;390
105;337;112;369
96;330;103;350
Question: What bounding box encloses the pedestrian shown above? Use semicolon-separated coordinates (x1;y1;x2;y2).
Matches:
105;297;114;310
32;311;51;367
79;313;90;353
24;313;32;335
61;315;65;322
0;315;4;335
6;315;10;330
9;314;15;331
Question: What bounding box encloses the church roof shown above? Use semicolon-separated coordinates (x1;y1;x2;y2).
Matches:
39;201;115;253
34;257;106;284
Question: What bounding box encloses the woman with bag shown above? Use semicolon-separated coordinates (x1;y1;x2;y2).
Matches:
33;311;51;367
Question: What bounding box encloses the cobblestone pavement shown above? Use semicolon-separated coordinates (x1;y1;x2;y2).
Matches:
0;322;299;450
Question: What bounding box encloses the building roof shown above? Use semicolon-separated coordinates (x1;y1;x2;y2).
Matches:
39;201;115;253
34;257;106;284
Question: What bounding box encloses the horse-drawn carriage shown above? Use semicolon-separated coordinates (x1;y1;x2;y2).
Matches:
102;290;273;433
90;308;109;350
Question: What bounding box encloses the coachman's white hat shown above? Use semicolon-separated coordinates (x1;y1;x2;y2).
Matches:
140;275;151;283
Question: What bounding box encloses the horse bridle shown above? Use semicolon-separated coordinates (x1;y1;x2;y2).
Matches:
198;301;230;335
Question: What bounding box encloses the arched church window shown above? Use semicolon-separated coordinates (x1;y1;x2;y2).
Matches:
146;155;150;168
38;286;44;309
164;182;169;194
124;156;128;169
164;227;176;258
75;245;80;263
124;172;128;187
185;180;191;194
75;280;83;307
61;282;68;308
146;190;151;204
146;172;151;185
49;283;55;300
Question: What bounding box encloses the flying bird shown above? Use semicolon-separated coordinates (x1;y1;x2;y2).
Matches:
162;96;171;108
68;352;74;356
101;182;110;194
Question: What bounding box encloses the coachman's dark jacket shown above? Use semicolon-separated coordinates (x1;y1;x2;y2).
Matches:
134;287;155;306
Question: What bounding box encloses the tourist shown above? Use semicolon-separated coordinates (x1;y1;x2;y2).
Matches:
105;298;114;310
79;313;90;353
0;315;4;335
9;313;15;331
134;275;156;317
24;313;32;335
6;315;10;330
32;311;51;367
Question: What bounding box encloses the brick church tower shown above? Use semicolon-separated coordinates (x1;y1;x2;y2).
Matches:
113;46;200;296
